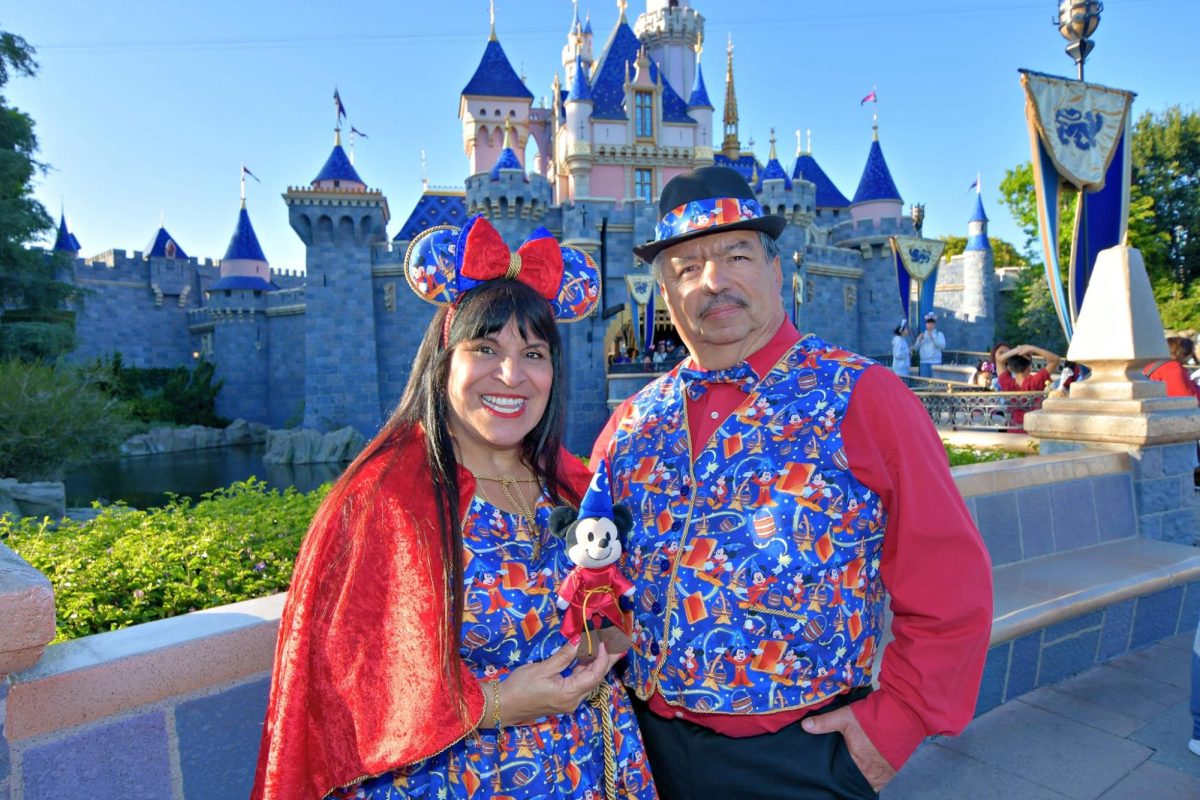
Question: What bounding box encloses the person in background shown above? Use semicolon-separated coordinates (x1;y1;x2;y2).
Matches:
914;312;945;377
996;344;1061;431
1144;336;1200;401
969;360;995;390
652;340;669;367
891;319;911;377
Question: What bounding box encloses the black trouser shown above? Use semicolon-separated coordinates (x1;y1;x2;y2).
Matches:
632;689;878;800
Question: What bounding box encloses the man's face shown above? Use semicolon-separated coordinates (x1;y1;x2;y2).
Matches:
925;320;936;332
656;229;783;360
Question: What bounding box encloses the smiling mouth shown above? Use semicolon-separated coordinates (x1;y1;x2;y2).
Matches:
590;543;612;561
481;394;527;417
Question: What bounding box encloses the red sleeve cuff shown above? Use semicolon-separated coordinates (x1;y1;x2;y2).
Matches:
851;687;929;771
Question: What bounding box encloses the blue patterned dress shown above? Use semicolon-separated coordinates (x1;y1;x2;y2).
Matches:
328;494;656;800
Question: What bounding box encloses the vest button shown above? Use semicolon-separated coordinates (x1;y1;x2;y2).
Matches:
674;711;684;719
650;641;661;656
652;602;662;614
670;520;681;531
679;485;691;498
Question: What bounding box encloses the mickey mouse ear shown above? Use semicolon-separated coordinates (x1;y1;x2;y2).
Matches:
551;245;601;322
403;225;463;307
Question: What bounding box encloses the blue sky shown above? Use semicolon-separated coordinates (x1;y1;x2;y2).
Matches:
5;0;1197;271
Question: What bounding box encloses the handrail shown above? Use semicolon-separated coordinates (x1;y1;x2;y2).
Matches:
909;388;1047;432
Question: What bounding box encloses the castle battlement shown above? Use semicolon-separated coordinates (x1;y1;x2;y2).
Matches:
830;216;915;244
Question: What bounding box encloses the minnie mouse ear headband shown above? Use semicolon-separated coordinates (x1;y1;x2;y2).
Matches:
633;166;787;264
403;214;600;323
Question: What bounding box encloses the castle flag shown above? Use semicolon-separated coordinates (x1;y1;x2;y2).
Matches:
860;89;877;105
890;236;945;324
1019;69;1135;340
334;88;347;122
242;165;260;183
351;126;368;139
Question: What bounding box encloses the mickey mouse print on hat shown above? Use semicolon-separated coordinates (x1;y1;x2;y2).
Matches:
549;459;636;661
403;213;600;321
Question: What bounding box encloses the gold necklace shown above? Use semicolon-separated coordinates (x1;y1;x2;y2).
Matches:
471;472;544;559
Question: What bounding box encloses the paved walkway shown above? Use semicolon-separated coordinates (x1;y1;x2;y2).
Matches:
884;632;1200;799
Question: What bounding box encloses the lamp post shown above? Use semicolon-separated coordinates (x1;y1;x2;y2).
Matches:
1056;1;1102;80
910;203;925;238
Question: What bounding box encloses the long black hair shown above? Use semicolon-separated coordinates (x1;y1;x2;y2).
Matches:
313;278;568;717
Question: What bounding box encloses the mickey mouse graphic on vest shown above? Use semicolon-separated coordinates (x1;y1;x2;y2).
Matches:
550;461;635;660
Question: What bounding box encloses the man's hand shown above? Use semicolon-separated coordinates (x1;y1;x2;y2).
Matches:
802;704;896;792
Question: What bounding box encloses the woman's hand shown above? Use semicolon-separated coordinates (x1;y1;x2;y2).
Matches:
496;642;622;726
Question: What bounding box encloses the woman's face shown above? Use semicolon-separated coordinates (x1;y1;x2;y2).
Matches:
446;318;554;455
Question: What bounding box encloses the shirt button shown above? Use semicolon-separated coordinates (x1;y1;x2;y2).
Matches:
710;411;719;419
674;711;684;719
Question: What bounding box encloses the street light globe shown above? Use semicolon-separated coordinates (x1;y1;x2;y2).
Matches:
1057;0;1102;43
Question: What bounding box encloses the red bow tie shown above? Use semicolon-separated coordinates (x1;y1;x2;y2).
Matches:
460;217;562;300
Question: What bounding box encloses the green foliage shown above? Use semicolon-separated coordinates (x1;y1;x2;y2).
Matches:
944;444;1026;467
87;353;227;427
0;320;75;362
0;30;81;313
1131;106;1200;290
0;479;328;642
940;235;1028;268
0;359;133;480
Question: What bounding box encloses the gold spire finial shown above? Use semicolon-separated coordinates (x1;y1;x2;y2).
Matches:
769;128;777;161
794;128;802;156
722;33;740;160
616;0;627;20
503;117;514;149
694;32;703;57
489;0;497;41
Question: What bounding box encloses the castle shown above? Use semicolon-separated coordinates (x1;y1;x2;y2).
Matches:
50;0;998;454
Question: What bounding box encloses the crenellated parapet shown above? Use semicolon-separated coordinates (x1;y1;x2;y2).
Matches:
464;171;554;223
282;186;390;248
830;215;916;246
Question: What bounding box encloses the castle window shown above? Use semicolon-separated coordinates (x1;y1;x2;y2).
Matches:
635;92;654;139
635;168;654;203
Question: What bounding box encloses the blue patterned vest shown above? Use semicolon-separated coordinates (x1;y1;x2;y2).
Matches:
605;335;888;716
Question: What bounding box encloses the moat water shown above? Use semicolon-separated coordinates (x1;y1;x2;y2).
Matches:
63;445;345;509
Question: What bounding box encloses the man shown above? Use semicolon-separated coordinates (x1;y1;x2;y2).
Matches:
914;311;945;377
592;167;992;799
995;343;1061;430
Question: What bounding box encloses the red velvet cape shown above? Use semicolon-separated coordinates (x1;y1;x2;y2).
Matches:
251;429;590;799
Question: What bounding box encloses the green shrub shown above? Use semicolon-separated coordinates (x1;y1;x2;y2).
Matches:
0;479;327;642
0;321;76;362
0;359;134;481
88;354;227;427
944;443;1027;467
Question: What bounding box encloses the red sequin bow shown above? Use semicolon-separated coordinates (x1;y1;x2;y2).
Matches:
460;217;563;300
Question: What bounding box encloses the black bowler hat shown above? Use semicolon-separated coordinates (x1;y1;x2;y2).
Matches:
633;166;788;264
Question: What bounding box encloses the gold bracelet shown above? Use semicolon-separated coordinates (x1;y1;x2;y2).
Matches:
490;680;503;730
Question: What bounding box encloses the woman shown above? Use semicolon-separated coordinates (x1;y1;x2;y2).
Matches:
1144;336;1200;401
891;319;911;377
252;216;656;800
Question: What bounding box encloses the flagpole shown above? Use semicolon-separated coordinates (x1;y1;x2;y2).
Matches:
349;128;355;165
977;172;981;195
240;164;246;207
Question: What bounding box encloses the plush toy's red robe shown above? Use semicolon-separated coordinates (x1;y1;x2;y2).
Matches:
558;563;634;642
251;427;589;800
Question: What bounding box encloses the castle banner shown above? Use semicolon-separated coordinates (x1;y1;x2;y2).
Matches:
890;237;945;325
1019;69;1135;340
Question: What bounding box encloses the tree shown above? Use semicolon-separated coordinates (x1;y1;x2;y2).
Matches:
940;235;1028;268
0;30;80;314
1131;106;1200;290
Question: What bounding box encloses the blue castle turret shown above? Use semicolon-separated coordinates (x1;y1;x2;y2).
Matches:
966;191;991;251
53;211;81;255
144;225;188;260
959;187;995;350
792;139;850;225
284;124;390;435
207;196;275;422
851;137;902;207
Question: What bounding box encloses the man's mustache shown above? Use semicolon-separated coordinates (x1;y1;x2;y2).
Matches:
700;293;749;317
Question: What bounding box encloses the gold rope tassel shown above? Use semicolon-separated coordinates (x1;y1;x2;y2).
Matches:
589;680;619;800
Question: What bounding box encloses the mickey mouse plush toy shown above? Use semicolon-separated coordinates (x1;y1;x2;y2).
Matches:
550;460;635;660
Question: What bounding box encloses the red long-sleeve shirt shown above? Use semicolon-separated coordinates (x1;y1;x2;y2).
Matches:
592;320;993;771
1143;359;1200;402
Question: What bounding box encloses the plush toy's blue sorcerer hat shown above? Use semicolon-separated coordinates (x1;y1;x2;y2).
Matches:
579;460;615;521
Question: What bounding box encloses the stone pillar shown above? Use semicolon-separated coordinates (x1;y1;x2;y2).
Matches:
1026;245;1200;544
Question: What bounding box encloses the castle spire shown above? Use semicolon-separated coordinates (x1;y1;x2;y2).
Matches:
722;33;740;161
769;128;777;161
795;128;802;157
489;0;497;41
687;32;712;109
